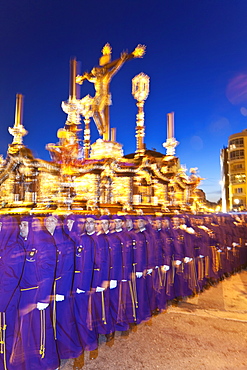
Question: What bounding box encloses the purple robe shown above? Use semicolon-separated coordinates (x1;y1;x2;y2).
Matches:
0;216;25;370
171;227;187;298
192;223;211;290
12;221;59;370
131;231;151;324
115;230;136;328
140;227;156;312
106;231;126;331
153;228;172;310
52;224;76;359
181;226;198;295
91;233;111;335
161;226;176;301
73;233;97;352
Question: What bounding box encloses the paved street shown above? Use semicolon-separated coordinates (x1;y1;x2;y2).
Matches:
61;270;247;369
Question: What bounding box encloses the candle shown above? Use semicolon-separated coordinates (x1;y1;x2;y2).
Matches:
167;112;174;139
15;94;23;127
70;58;77;100
111;127;116;142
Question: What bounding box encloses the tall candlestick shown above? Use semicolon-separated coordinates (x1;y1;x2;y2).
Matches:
111;128;116;142
61;59;82;129
70;58;77;101
167;112;174;139
14;94;23;127
163;112;178;156
8;93;27;151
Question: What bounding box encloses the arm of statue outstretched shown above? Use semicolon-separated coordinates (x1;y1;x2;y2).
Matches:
104;44;146;78
126;44;146;61
76;71;95;85
106;51;130;79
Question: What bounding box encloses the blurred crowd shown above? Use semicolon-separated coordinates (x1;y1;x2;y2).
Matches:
0;212;247;370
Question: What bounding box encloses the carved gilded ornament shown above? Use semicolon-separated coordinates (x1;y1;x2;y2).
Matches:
61;100;81;126
79;95;94;118
132;73;150;102
132;44;146;58
102;43;112;55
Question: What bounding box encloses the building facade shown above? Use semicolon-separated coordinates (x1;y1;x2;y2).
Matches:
221;129;247;211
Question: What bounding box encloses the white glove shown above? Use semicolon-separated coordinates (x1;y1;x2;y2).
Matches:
199;255;204;258
184;257;191;263
227;247;231;251
37;302;49;310
162;265;170;272
121;280;127;282
232;242;237;247
175;260;182;266
147;268;153;275
218;249;222;253
136;272;143;278
56;294;65;301
96;286;105;292
186;227;195;234
155;266;159;269
76;288;85;294
109;280;117;289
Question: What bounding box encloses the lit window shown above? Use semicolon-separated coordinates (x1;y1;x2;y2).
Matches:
230;173;246;184
230;150;244;160
229;138;244;150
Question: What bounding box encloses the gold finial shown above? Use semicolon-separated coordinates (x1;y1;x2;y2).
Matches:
133;44;146;58
102;43;112;55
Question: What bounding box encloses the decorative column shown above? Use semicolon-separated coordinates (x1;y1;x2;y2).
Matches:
129;177;134;205
61;58;81;130
79;94;94;159
95;174;101;204
8;94;28;150
163;112;179;156
132;73;150;156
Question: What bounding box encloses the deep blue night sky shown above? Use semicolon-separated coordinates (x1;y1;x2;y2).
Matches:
1;0;247;202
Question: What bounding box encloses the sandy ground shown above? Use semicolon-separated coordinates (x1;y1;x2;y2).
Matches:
61;270;247;370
